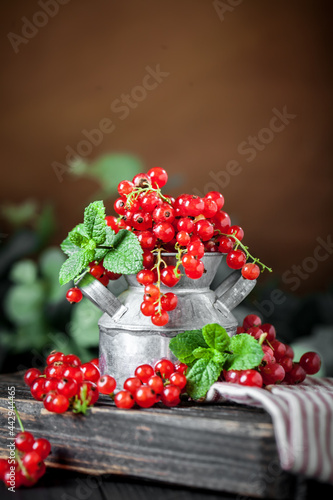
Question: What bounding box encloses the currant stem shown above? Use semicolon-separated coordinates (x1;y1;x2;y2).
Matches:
13;403;25;432
221;232;273;273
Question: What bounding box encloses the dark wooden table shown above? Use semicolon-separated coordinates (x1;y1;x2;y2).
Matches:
0;373;332;500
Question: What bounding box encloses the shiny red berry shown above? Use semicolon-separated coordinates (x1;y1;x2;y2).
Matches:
205;191;224;210
151;310;169;326
66;288;83;303
135;364;154;383
124;376;142;395
299;352;321;375
15;431;35;452
242;263;260;280
161;292;178;311
24;368;41;387
97;375;117;394
134;386;156;408
114;390;135;409
160;266;180;287
147;167;168;188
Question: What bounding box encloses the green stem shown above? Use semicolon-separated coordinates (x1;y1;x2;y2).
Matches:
13;403;25;432
221;232;273;273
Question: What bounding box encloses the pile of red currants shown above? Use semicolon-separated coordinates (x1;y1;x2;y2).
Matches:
66;167;271;326
114;358;187;409
221;314;321;388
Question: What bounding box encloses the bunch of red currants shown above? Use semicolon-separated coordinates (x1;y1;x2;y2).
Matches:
221;314;321;388
67;167;270;326
114;358;187;409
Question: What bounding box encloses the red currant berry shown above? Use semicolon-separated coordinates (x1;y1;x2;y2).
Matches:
114;197;126;215
154;359;175;379
299;352;321;375
77;381;99;405
226;250;246;270
147;167;168;188
30;377;46;401
226;225;244;241
15;431;35;452
62;365;84;383
132;173;151;188
243;314;262;330
239;370;263;388
123;376;142;395
223;369;241;383
24;368;41;387
213;210;231;231
97;274;109;286
140;300;155;316
187;240;205;259
147;375;164;396
151;310;169;326
32;438;51;460
177;217;195;233
236;326;246;334
205;240;218;252
105;271;122;280
22;451;43;475
183;196;205;217
247;327;264;340
136;269;155;286
142;250;155;269
260;363;285;385
135;364;154;383
242;263;260;280
137;230;157;250
44;377;58;392
161;292;178;311
161;384;181;406
63;354;81;367
216;236;234;254
57;377;78;398
270;340;287;362
48;393;70;413
160;266;180;287
105;215;119;233
90;358;99;368
114;390;135;409
97;375;117;394
66;288;83;304
182;254;198;271
153;203;175;223
118;180;134;196
285;363;306;384
195;219;214;241
285;344;294;359
176;231;191;247
205;191;224;210
184;260;204;279
80;362;100;383
175;362;188;375
89;263;105;279
203;198;218;218
141;192;162;213
46;351;64;365
153;222;175;243
260;323;276;342
134;386;156;408
279;356;293;373
169;372;187;389
132;212;152;230
144;284;160;302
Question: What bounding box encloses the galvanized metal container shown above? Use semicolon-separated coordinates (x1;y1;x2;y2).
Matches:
79;253;256;387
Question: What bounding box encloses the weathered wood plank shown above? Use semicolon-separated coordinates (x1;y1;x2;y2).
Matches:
0;373;295;498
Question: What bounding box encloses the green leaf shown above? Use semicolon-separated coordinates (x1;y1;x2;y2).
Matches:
186;359;222;399
61;224;88;256
69;230;88;248
83;201;106;244
202;323;230;352
103;230;143;274
193;346;214;361
212;350;228;364
59;249;94;285
224;334;264;371
169;330;208;365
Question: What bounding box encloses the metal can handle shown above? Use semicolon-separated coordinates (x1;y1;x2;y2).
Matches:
214;271;256;312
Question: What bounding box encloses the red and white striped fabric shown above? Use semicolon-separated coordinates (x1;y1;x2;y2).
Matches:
206;377;333;483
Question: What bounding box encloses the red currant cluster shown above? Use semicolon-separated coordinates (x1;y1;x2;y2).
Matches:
66;263;122;303
113;359;188;409
221;315;321;387
0;427;50;488
93;167;270;326
24;353;101;414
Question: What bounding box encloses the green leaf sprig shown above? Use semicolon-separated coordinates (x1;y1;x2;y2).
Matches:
59;201;143;285
169;324;264;399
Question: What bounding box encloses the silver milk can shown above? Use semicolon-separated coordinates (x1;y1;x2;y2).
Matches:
79;253;256;387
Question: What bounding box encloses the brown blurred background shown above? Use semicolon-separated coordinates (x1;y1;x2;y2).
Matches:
0;0;332;293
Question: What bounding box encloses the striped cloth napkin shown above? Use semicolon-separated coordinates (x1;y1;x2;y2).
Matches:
206;377;333;483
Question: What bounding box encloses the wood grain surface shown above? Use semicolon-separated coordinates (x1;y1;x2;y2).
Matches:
0;372;296;499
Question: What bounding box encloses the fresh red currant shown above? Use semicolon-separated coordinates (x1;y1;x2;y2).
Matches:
62;365;84;383
176;231;191;246
147;167;168;188
205;191;224;210
24;368;41;387
77;381;99;405
137;230;157;250
285;344;294;359
160;266;180;287
144;284;160;302
114;390;135;409
299;352;321;375
105;271;122;280
132;212;152;230
151;310;169;326
44;377;59;392
226;225;244;241
279;356;293;373
22;451;43;475
169;372;187;389
89;263;105;279
142;250;155;269
213;210;231;231
97;375;117;394
153;203;175;223
118;180;134;196
175;362;188;375
124;376;142;395
260;323;276;342
223;369;241;383
247;327;264;340
183;196;205;217
140;300;155;316
32;438;51;460
135;364;155;383
66;288;83;304
105;215;119;233
216;236;234;254
134;386;156;408
46;352;64;365
63;354;81;367
195;220;214;241
161;385;181;406
57;377;78;398
97;274;109;286
182;254;198;271
205;240;218;252
161;292;178;311
132;173;151;188
80;362;100;383
260;363;285;385
114;197;126;215
270;340;287;362
147;375;164;396
226;250;246;270
15;431;35;452
285;363;306;384
184;260;204;279
154;359;175;379
141;192;162;213
136;269;155;286
46;393;70;413
239;370;263;388
203;198;218;218
153;222;175;243
177;217;195;233
242;263;260;280
30;377;46;401
187;240;205;259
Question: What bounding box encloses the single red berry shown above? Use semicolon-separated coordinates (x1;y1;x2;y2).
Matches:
137;230;157;250
57;377;78;398
260;363;285;385
30;377;46;401
97;375;117;395
203;198;218;218
105;215;119;233
160;292;178;311
44;377;59;392
45;362;65;379
124;376;142;395
270;340;287;362
66;288;83;303
76;382;99;406
105;271;122;280
175;362;188;375
97;274;110;287
299;352;321;375
183;196;205;217
114;197;126;215
161;384;181;406
142;250;155;269
153;203;175;223
160;266;180;287
169;372;187;389
147;375;164;396
184;260;204;279
151;310;169;326
154;359;175;379
153;222;175;243
135;364;155;383
136;269;155;286
243;314;262;330
216;236;234;254
118;180;135;196
226;225;244;241
226;250;247;270
32;438;51;460
260;323;276;342
24;368;41;387
62;365;84;383
177;217;195;233
132;172;151;188
15;431;35;452
140;300;155;316
141;192;162;212
195;220;214;241
89;263;105;279
223;369;241;383
205;191;224;210
187;240;205;259
213;210;230;231
247;327;264;340
176;231;191;247
80;362;100;383
279;356;293;373
46;351;64;365
236;326;246;334
132;212;153;230
134;386;156;408
63;354;81;367
144;284;160;302
239;370;263;388
90;358;99;368
22;451;43;475
182;253;199;271
285;344;294;359
114;390;135;409
45;392;69;413
285;363;306;384
242;263;260;280
147;167;168;188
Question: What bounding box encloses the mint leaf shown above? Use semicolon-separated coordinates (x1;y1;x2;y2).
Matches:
212;350;228;364
169;330;208;365
59;249;94;285
103;230;143;274
193;346;214;361
61;224;89;256
224;334;264;371
83;201;106;244
69;230;88;248
202;323;230;352
186;359;222;399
